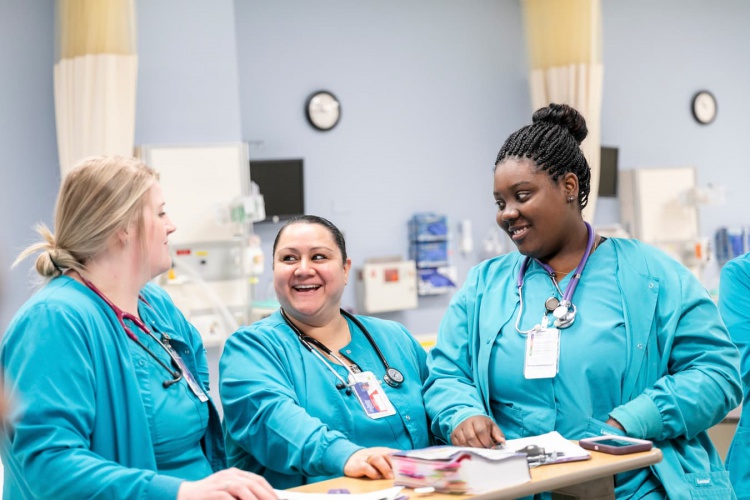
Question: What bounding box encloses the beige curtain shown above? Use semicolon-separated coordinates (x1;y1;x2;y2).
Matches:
522;0;603;222
54;0;138;177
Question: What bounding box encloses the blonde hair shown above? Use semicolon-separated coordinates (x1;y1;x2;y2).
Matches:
14;156;159;279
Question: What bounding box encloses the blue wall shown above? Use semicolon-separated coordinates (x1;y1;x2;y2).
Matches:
599;0;750;239
0;0;58;331
234;0;527;335
3;0;750;337
135;0;243;144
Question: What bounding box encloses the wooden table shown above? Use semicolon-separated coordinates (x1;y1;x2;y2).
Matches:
289;447;662;500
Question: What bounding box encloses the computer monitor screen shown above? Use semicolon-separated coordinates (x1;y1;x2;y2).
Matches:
599;146;619;197
250;158;305;222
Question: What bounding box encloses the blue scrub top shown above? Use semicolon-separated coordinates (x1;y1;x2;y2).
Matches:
719;252;750;499
220;310;431;489
488;242;661;498
1;278;226;499
425;237;741;500
127;311;213;480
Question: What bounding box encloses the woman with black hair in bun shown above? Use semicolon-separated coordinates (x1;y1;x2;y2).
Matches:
423;104;742;499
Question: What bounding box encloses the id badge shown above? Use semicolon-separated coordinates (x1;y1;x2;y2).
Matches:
523;327;560;379
348;371;396;419
167;347;209;402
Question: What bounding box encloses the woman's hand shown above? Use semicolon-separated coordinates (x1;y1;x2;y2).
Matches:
605;417;625;433
344;447;398;480
450;415;505;448
177;468;277;500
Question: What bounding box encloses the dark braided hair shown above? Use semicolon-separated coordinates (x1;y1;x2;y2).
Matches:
495;103;591;209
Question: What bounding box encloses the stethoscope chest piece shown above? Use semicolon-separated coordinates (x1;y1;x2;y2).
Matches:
552;301;576;328
384;367;404;387
544;296;560;313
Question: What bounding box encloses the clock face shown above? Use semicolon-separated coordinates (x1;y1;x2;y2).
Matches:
692;91;717;125
306;91;341;131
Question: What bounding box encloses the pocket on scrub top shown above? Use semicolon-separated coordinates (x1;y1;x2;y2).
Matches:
493;402;527;438
683;471;734;499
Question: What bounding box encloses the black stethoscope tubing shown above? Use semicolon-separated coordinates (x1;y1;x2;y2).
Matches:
280;308;405;388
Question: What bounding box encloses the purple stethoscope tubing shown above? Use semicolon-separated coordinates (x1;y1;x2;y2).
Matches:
515;221;595;330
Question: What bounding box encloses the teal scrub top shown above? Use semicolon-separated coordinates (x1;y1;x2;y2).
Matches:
1;278;226;499
488;242;661;498
425;238;742;500
127;315;213;480
719;252;750;500
220;311;431;489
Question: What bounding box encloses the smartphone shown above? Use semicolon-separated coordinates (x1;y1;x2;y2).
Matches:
579;436;653;455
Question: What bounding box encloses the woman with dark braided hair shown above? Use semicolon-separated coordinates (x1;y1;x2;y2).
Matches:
424;104;742;499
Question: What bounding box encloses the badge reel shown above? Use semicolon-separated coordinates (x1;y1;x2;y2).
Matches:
166;344;209;402
348;371;396;419
523;302;561;380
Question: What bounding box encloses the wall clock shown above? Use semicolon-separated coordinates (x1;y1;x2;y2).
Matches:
691;90;717;125
305;91;341;131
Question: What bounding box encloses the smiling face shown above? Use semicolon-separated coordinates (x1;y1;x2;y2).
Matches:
273;222;352;327
140;183;176;279
493;158;580;262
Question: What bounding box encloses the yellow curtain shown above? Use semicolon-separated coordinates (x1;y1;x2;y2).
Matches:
522;0;603;222
54;0;138;177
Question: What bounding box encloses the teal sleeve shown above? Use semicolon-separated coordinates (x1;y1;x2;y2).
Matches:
1;304;183;500
719;257;750;395
610;268;742;441
719;255;750;496
219;328;361;477
423;282;488;443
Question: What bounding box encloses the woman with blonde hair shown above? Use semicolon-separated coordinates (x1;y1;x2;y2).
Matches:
1;156;275;500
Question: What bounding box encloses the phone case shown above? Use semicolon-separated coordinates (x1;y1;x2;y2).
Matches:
579;436;653;455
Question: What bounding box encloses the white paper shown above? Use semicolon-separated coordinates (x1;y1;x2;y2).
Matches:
505;431;590;463
402;446;520;462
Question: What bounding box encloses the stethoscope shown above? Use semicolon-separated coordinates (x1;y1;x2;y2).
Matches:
515;221;595;333
280;308;405;390
79;275;184;388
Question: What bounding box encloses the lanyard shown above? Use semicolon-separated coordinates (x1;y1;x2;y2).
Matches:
280;309;359;392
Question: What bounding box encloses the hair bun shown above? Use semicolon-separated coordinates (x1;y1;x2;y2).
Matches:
532;103;588;145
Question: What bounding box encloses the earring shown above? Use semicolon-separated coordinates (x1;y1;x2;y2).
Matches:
567;195;575;203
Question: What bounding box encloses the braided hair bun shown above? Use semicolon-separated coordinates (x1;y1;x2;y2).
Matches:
532;103;588;145
495;103;592;209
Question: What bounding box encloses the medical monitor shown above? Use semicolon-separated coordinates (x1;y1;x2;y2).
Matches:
250;158;305;222
598;146;619;197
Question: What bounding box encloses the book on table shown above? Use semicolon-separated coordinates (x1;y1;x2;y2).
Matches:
390;431;591;494
390;446;530;494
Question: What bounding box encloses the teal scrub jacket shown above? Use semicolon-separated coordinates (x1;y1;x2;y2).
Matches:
220;310;431;488
425;238;742;500
719;252;750;499
1;277;226;499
